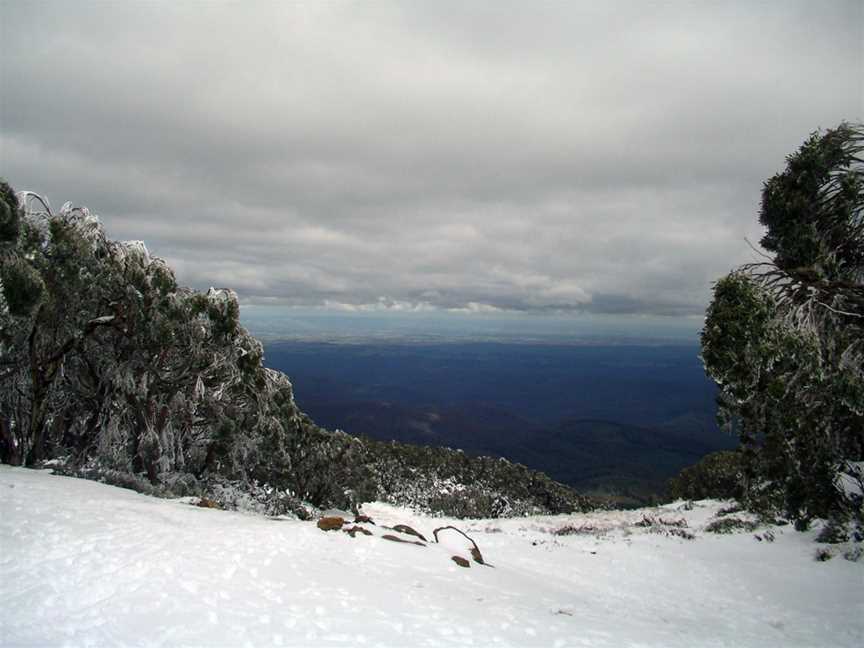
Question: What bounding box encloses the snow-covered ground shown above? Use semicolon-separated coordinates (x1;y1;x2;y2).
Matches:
1;466;861;647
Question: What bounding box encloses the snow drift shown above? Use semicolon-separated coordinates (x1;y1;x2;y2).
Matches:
1;466;861;647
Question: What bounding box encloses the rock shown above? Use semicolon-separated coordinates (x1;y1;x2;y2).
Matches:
354;514;375;525
196;497;220;509
451;556;471;568
470;546;485;565
343;525;373;538
381;534;425;546
391;524;427;542
317;516;345;531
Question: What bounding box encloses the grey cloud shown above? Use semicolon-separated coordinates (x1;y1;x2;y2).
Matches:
2;0;861;317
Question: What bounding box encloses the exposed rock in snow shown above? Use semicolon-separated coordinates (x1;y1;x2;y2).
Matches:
451;555;471;568
317;516;346;531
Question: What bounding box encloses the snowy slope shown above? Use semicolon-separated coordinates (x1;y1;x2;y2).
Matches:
1;466;861;647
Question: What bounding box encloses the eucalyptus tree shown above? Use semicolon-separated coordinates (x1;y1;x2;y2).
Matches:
0;186;120;464
702;123;864;523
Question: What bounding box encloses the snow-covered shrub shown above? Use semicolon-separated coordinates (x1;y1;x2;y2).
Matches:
203;478;314;518
705;517;759;534
668;450;743;501
816;519;849;544
54;461;167;498
364;438;592;517
633;515;695;539
716;504;744;517
554;523;606;537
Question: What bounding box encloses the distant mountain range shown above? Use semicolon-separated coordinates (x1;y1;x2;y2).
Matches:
263;341;736;504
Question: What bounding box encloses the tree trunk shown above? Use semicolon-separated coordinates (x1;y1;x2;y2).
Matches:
25;375;49;466
0;416;19;465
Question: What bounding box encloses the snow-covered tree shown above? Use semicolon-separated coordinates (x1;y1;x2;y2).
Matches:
702;123;864;524
0;189;120;464
0;186;278;476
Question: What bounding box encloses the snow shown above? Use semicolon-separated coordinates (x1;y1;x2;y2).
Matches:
118;241;150;264
838;462;864;498
1;466;861;647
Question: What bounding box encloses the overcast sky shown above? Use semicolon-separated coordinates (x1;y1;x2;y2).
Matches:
2;1;862;319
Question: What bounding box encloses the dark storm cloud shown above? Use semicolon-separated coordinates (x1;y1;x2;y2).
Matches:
2;1;861;315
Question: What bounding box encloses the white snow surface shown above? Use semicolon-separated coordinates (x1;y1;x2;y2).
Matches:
1;466;861;647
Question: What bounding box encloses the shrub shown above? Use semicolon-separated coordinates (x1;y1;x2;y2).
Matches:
705;517;759;534
668;451;743;501
816;519;849;544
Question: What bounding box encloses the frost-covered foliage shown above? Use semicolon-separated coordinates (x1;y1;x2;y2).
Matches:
0;181;587;517
667;450;743;502
363;439;592;517
701;123;864;526
0;185;313;491
704;517;760;535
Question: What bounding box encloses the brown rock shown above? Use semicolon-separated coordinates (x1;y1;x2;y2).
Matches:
391;524;427;542
317;516;345;531
354;514;375;525
343;525;373;538
451;556;471;568
381;534;425;546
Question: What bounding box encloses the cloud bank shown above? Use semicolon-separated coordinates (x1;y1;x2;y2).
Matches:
2;1;861;316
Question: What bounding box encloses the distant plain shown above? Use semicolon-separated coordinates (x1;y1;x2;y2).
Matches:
245;310;734;504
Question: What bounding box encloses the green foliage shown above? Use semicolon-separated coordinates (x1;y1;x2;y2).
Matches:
816;518;849;544
760;123;864;278
668;451;743;501
702;122;864;526
0;179;20;245
701;273;775;404
363;437;592;517
704;517;759;534
0;255;44;317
